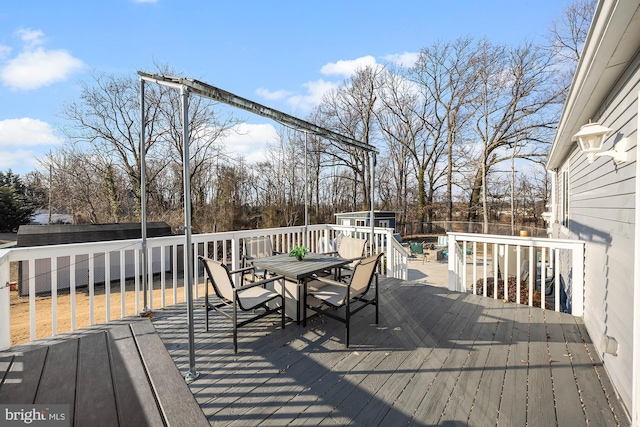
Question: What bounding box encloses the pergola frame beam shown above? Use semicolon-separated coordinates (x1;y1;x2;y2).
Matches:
137;72;378;154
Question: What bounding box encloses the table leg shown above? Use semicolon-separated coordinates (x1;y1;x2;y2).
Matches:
297;279;302;325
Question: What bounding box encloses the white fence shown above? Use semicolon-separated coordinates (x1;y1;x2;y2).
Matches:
0;224;406;350
447;232;585;316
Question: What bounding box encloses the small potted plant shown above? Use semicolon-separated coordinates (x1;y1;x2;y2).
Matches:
289;245;307;261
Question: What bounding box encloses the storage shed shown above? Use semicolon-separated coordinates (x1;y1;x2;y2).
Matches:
16;223;172;296
335;210;397;231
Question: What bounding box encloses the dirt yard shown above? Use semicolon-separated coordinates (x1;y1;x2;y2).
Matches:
8;277;207;346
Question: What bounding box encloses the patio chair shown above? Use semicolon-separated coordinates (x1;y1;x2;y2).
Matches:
199;255;286;353
303;252;383;347
325;236;368;280
409;241;426;263
243;236;281;278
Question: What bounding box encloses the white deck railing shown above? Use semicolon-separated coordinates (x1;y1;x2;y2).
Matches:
0;224;406;350
447;232;585;316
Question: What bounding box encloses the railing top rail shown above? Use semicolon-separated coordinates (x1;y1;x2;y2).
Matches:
447;231;585;249
0;224;397;263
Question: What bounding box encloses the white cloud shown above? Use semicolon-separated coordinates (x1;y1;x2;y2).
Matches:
0;45;11;60
287;79;339;110
320;55;377;77
0;148;40;172
0;28;84;90
0;118;62;147
221;123;278;163
255;88;293;101
16;28;45;49
383;52;419;68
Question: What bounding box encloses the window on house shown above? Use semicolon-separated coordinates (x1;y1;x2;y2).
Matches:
356;220;366;227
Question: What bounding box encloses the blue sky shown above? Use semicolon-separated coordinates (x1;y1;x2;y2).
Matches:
0;0;574;175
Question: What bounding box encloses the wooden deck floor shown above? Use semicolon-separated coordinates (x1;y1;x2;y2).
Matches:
152;277;630;426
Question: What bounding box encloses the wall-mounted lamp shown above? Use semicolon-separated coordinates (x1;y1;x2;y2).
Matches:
573;121;628;164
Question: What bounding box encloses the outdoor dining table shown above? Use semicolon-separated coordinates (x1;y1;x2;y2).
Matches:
251;252;351;323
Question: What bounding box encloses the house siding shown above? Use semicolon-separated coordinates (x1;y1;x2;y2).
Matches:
554;53;639;411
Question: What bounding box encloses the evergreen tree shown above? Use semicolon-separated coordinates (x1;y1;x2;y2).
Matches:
0;170;35;232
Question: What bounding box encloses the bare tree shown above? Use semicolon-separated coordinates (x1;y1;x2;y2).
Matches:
546;0;597;95
316;66;383;211
466;40;562;233
57;65;238;228
407;37;481;230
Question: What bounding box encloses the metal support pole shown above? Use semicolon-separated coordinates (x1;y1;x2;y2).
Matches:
140;78;149;315
370;152;376;253
304;131;308;248
182;86;199;381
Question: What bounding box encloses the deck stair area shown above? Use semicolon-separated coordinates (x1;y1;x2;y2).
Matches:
0;319;208;427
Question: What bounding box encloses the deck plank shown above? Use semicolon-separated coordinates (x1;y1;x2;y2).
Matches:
34;338;78;417
465;300;513;426
377;292;474;426
565;317;625;426
108;323;165;427
497;305;529;426
75;331;119;427
348;288;456;426
411;295;497;425
545;309;586;426
130;320;209;427
317;290;442;426
441;298;511;425
0;346;47;403
526;301;556;426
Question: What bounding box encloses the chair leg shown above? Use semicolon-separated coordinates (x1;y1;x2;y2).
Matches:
233;296;238;353
375;276;379;324
205;294;209;332
280;279;286;329
345;300;350;348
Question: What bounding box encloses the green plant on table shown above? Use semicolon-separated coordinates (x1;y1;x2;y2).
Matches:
289;245;307;261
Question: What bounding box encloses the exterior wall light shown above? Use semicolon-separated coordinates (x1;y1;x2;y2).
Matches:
573;121;628;164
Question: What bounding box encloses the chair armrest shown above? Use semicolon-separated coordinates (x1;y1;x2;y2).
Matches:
236;274;286;290
324;251;338;256
229;265;256;275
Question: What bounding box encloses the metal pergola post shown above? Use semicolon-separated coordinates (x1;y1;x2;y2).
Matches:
370;152;376;254
304;131;308;248
181;86;199;381
139;78;149;316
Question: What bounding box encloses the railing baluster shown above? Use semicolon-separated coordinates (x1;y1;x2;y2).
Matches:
483;242;488;297
555;249;561;312
161;245;166;308
89;254;95;326
105;252;111;322
134;249;140;315
172;244;178;305
70;255;76;331
51;257;57;336
120;250;125;317
504;244;509;302
27;259;36;341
